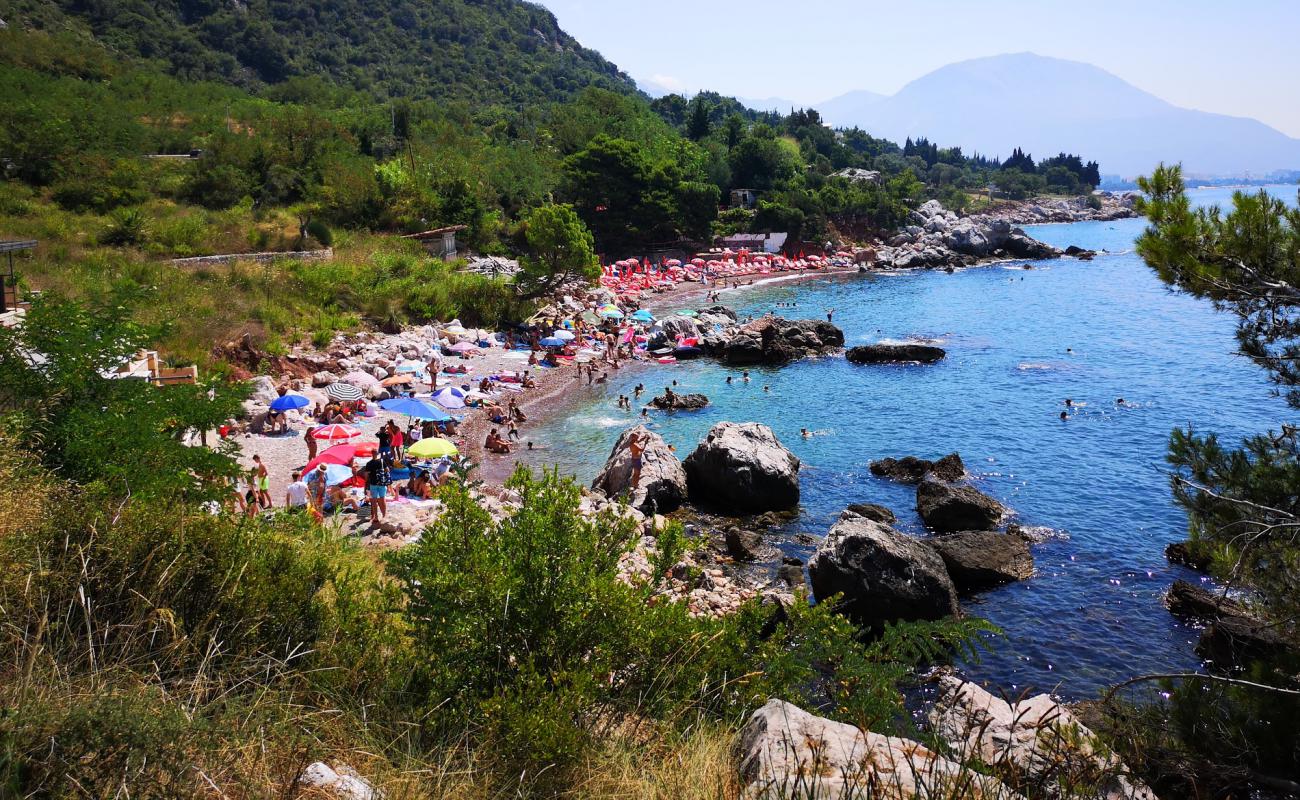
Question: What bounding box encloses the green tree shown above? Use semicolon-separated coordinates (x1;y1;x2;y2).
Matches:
686;98;712;141
515;203;600;298
1123;163;1300;792
560;134;676;250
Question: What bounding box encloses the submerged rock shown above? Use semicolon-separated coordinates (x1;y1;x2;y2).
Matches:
592;426;687;515
684;422;800;514
916;479;1005;533
846;344;946;364
738;698;1021;800
870;453;965;484
929;531;1033;592
809;512;959;628
725;528;765;561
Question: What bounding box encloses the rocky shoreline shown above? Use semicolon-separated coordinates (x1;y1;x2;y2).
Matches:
874;193;1135;270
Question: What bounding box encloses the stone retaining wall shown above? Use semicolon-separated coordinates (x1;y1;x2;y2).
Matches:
170;248;333;268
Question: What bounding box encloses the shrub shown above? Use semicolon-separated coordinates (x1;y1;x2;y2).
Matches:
101;206;151;246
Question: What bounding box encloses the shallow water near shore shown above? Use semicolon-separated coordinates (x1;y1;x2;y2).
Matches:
518;185;1298;698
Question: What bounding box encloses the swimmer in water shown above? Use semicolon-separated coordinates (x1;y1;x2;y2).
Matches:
1116;397;1125;405
726;375;733;384
742;371;750;382
801;428;811;438
1065;399;1073;407
1060;411;1068;421
764;385;770;392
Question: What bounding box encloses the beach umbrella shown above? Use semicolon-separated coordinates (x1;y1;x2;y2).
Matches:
551;329;575;341
312;423;361;442
341;371;379;387
325;382;365;401
539;337;565;347
381;374;414;387
303;443;357;474
269;393;309;412
598;307;624;319
432;387;467;409
354;442;378;457
320;463;354;487
378;396;451;421
675;309;699;318
581;311;601;325
408;437;458;459
449;342;479;353
443;324;467;337
631;309;655;323
395;362;424;373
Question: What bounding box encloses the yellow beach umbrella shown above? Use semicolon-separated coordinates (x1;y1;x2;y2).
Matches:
408;437;459;459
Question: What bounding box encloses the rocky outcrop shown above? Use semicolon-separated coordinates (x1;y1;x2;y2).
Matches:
738;699;1021;800
1164;579;1246;620
684;422;800;514
720;317;845;365
592;426;688;515
844;503;896;524
1164;540;1214;571
916;479;1005;533
847;344;946;364
809;513;959;628
650;392;709;410
725;528;765;561
929;670;1157;800
929;531;1033;593
870;453;965;484
1161;580;1291;672
875;200;1064;270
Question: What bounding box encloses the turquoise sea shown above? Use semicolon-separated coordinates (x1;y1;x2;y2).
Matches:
519;185;1300;697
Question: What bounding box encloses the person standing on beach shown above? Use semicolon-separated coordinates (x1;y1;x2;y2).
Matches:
364;453;391;525
252;455;271;508
304;425;318;462
285;471;309;511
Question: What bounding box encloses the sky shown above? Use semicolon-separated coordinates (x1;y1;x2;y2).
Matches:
536;0;1300;138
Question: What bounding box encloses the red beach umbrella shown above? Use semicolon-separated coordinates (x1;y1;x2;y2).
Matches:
311;424;361;442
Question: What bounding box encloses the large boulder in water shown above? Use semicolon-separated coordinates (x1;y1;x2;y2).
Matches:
870;453;965;484
1003;230;1062;260
649;392;708;410
929;531;1033;593
808;512;959;628
722;317;844;365
916;479;1005;533
592;426;687;515
846;344;946;364
658;315;701;341
738;699;1020;800
683;422;800;513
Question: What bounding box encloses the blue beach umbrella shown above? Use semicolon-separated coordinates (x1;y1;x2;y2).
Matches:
378;397;451;421
539;337;566;347
631;309;655;323
432;387;467;409
319;463;354;486
270;394;310;412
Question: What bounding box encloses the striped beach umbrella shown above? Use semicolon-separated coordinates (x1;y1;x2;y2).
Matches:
325;382;365;401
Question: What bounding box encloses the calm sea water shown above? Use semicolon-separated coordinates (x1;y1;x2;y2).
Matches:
519;185;1299;698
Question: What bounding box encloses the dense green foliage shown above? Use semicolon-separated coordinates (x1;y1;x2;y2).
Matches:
4;0;636;105
0;292;996;796
1127;164;1300;792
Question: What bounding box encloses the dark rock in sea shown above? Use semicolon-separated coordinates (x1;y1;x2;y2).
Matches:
684;421;800;514
1165;579;1247;620
725;528;765;561
809;512;959;628
1165;540;1214;572
869;453;965;484
650;392;708;410
720;317;844;365
916;479;1005;533
846;344;946;364
929;531;1033;593
591;425;687;515
777;558;806;589
1004;231;1063;260
1064;245;1098;260
1197;615;1292;673
844;503;897;524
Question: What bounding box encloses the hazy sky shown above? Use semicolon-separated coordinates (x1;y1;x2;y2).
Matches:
537;0;1300;137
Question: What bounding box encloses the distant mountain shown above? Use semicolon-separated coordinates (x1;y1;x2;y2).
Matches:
5;0;637;106
817;53;1300;178
735;95;803;113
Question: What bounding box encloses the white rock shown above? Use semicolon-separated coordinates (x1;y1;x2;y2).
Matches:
738;699;1021;799
300;762;381;800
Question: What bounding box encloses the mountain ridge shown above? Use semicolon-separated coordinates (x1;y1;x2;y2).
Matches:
816;52;1300;177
